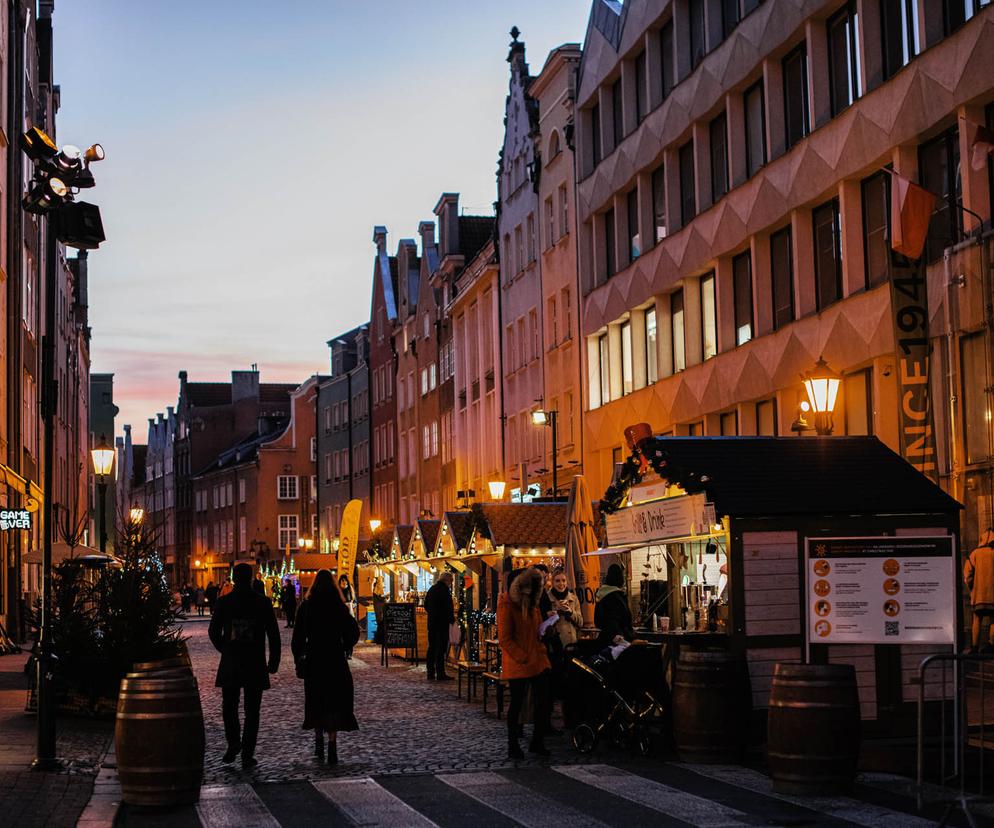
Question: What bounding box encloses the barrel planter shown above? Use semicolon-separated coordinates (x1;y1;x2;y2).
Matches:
115;674;205;806
672;649;750;763
767;663;860;795
132;655;191;674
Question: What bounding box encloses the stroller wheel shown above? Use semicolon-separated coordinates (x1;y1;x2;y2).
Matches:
571;724;597;754
609;721;629;748
635;728;652;757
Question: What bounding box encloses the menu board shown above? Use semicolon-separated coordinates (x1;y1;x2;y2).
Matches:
805;536;954;645
382;602;417;649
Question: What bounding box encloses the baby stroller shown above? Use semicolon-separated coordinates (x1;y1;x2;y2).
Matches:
564;642;668;756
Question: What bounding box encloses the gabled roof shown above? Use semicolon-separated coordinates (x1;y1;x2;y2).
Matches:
441;511;474;551
480;503;568;547
191;427;284;478
377;251;398;322
415;519;440;553
458;216;495;261
393;524;414;554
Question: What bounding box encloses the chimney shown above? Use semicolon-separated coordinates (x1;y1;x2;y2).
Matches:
232;368;260;402
433;193;459;257
418;220;435;252
373;225;388;253
507;26;528;75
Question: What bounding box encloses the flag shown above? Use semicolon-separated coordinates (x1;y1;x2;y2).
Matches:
337;499;363;594
890;170;937;261
969;121;994;172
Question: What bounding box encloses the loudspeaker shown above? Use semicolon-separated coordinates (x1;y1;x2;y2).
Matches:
57;201;104;249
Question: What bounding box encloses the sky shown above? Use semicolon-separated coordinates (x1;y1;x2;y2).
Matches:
52;0;590;436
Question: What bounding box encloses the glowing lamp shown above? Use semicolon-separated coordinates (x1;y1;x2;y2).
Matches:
800;357;841;436
90;435;114;477
531;409;549;426
488;480;506;500
369;519;382;533
129;507;145;523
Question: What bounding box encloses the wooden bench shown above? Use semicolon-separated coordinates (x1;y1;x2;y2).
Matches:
482;670;508;717
456;661;486;701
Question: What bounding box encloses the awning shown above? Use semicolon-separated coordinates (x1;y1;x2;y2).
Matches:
582;546;635;557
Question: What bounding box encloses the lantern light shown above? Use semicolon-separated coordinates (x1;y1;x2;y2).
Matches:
488;480;506;500
90;434;115;477
369;518;382;533
802;357;842;415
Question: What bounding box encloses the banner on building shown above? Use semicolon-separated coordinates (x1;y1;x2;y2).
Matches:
337;499;363;592
888;251;938;483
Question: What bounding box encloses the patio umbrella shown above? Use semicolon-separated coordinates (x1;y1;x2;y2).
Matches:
565;475;601;626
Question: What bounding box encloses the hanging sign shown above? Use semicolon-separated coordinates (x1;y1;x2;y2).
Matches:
604;493;708;546
0;510;31;531
805;535;955;645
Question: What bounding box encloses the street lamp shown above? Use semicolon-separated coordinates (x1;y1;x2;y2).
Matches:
802;358;842;436
90;435;114;553
297;537;314;551
369;518;382;533
129;506;145;524
531;408;559;497
488;480;507;501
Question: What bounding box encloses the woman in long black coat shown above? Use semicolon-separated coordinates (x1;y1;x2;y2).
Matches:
291;569;360;764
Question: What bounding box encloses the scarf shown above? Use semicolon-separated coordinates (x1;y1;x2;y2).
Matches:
550;587;569;601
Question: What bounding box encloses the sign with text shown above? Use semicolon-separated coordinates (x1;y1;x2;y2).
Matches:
382;602;417;649
805;536;954;645
605;493;708;546
0;510;31;531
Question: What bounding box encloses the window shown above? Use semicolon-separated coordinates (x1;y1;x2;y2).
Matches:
599;334;610;404
679;140;696;226
701;272;717;360
591;103;602;166
423;425;430;460
310;475;317;501
844;370;873;436
671;290;686;372
423;312;430;339
611;77;623;147
527;213;536;262
710;112;729;203
812;199;842;308
651;164;667;243
627;188;640;261
310;436;317;462
530;309;540;360
689;0;706;69
770;226;794;329
604;208;616;277
744;82;766;177
545;197;554;248
962;333;989;463
278;515;299;550
239;517;247;553
756;399;778;435
944;0;989;35
722;0;740;38
861;171;891;288
688;421;704;436
421;368;428;396
515;225;524;273
720;411;738;435
277;475;298;500
660;20;675;99
562;287;572;340
782;44;809;149
429;362;437;390
430;420;439;457
621;320;633;395
548;297;558;347
635;50;647;123
645;307;658;383
733;251;753;345
559;184;569;237
828;3;861;116
881;0;921;79
919;129;961;263
503;234;513;277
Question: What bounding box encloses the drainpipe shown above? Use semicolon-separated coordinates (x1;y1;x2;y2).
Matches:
943;248;964;507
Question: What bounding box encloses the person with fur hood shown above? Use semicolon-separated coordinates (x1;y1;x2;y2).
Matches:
498;566;552;759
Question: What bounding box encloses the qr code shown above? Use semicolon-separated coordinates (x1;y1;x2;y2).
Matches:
885;621;899;637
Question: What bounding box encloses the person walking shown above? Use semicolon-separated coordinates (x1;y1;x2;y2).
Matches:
291;569;360;764
424;572;455;681
965;529;994;652
219;579;233;599
205;581;219;615
181;584;191;614
594;563;634;649
208;563;281;770
282;579;298;629
498;566;552;759
194;586;206;617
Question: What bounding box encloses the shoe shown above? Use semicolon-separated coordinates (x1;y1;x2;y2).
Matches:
241;756;258;770
222;745;240;763
426;674;436;681
328;742;338;765
528;742;551;757
508;740;524;760
437;674;455;682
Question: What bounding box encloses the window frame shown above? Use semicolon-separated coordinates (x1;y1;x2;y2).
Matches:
277;474;299;500
744;81;767;178
770;226;795;330
782;42;810;149
732;251;754;346
812;198;843;310
709;111;729;203
701;272;717;360
860;170;891;289
827;2;862;117
679;140;697;226
671;289;686;373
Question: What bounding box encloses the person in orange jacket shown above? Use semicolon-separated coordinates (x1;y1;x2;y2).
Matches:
964;529;994;652
498;566;552;759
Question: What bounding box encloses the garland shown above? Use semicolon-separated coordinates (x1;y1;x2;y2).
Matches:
598;437;711;515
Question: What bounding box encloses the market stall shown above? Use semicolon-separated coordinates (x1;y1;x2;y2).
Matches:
599;434;961;739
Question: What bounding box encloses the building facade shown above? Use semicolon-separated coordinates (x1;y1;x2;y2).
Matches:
88;373;118;552
575;1;994;554
142;408;176;574
394;237;421;523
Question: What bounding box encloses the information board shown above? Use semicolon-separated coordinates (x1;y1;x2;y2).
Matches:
382;602;417;649
805;536;955;645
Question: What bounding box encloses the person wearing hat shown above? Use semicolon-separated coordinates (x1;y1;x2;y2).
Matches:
965;529;994;652
594;563;634;649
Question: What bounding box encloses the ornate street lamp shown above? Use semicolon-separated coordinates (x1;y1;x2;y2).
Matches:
129;506;145;524
90;435;114;553
802;358;842;436
369;518;382;533
531;408;559;496
488;480;507;501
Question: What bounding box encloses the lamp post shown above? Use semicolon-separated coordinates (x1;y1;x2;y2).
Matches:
802;358;842;436
531;408;559;497
91;435;114;553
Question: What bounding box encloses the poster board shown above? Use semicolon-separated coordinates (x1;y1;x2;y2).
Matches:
805;536;955;646
380;602;418;666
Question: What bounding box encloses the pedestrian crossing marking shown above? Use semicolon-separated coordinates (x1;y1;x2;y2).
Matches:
677;763;937;828
437;770;611;828
313;777;439;827
196;784;280;828
554;764;754;827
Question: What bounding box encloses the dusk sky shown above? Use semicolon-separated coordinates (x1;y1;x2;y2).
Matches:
52;1;588;435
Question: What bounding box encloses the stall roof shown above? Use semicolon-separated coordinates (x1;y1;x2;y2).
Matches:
647;437;961;518
481;502;568;547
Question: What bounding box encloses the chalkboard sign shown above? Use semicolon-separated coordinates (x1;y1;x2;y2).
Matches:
382;602;417;649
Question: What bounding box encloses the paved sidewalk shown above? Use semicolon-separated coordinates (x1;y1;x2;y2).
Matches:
0;646;114;828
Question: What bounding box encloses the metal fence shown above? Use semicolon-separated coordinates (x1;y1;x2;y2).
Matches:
917;653;994;826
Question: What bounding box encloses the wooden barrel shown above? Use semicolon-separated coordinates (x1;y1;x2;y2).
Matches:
672;649;750;763
767;663;860;795
115;675;205;806
132;655;191;674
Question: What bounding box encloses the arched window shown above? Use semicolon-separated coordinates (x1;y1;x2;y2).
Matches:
547;130;561;162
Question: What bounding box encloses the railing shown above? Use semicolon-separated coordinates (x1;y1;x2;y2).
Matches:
917;653;994;824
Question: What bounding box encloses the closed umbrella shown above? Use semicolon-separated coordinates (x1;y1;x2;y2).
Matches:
565;475;600;627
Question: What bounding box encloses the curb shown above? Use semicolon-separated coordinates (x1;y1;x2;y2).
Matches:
76;739;120;827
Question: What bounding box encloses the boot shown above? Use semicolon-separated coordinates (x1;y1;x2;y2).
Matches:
314;730;325;761
528;739;551;757
507;733;524;760
328;739;338;765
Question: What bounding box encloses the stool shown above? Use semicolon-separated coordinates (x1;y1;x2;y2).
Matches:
482;670;508;717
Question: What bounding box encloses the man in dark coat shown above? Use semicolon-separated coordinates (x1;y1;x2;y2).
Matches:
594;563;634;649
424;571;455;681
205;581;219;614
282;579;298;628
208;563;281;769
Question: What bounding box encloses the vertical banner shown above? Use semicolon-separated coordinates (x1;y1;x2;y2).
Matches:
337;499;363;595
889;251;938;483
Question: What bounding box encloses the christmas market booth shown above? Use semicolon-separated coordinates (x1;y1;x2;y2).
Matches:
599;432;961;754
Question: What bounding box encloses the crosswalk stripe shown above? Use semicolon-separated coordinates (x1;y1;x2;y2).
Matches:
554;764;754;827
196;784;280;828
313;777;439;827
676;763;936;828
436;770;611;828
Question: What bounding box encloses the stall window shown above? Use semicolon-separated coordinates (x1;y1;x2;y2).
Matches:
962;332;990;464
862;171;891;288
645;307;658;383
744;81;766;177
660;20;675;100
599;333;610;405
843;370;873;435
770;226;794;330
733;251;753;345
604;208;617;278
652;164;667;242
720;411;739;435
621;320;634;396
710;111;729;203
881;0;921;80
919;129;961;264
756;399;778;435
635;50;648;123
813;198;842;309
672;290;686;373
679;140;697;226
828;3;861;116
782;43;809;149
627;188;640;261
701;272;717;360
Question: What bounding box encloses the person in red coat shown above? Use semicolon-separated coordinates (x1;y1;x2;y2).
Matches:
498;566;552;758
